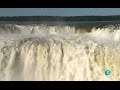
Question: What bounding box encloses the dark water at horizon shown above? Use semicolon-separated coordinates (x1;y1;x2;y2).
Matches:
0;21;120;26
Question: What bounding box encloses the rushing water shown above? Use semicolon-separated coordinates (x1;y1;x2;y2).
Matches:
0;22;120;81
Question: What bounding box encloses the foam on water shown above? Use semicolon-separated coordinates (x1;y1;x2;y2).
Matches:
0;24;120;81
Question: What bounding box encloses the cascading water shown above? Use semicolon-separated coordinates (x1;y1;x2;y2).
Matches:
0;24;120;81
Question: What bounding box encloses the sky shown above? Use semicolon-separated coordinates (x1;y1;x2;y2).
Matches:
0;8;120;16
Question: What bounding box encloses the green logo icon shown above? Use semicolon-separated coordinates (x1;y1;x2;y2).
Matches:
105;70;111;76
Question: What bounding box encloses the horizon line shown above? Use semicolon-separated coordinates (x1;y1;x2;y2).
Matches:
1;15;120;17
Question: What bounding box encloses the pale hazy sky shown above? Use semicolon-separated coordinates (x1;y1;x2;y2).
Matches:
0;8;120;16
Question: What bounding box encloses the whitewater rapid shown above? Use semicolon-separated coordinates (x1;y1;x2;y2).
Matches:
0;24;120;81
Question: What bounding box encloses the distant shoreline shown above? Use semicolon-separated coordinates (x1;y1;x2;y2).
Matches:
0;16;120;21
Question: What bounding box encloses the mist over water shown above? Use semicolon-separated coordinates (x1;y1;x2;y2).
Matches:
0;22;120;81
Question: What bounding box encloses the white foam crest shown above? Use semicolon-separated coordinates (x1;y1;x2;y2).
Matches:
0;24;120;80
